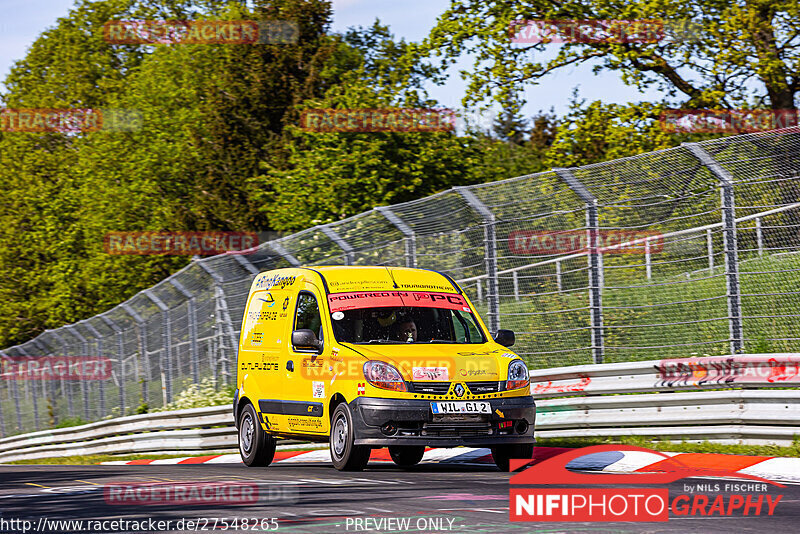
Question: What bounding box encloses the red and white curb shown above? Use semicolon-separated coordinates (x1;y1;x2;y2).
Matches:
101;447;495;466
101;446;800;482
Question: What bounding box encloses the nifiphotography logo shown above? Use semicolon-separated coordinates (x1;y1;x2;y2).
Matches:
509;445;784;522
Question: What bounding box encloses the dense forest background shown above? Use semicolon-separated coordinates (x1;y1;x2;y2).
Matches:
1;0;796;348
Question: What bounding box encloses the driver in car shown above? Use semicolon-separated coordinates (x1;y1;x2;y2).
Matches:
390;318;418;342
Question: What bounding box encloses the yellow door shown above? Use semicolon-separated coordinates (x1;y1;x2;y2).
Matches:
240;286;294;433
282;280;330;436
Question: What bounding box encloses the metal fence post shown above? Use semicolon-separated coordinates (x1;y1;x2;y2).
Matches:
707;229;714;271
47;331;74;419
756;217;764;256
35;336;62;427
684;143;745;353
0;349;22;434
455;186;500;333
0;351;25;432
554;168;605;364
67;325;91;421
320;225;355;265
14;347;40;430
121;303;148;408
145;290;172;405
82;322;106;418
197;262;238;387
100;316;126;417
267;240;301;267
169;279;200;385
555;260;563;292
375;206;417;267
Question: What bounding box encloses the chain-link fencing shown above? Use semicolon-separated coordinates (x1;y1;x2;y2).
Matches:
1;127;799;437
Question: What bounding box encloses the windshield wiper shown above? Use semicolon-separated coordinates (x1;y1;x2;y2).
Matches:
425;339;456;344
357;339;406;344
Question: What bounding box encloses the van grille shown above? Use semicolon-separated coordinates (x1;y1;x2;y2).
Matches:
423;422;492;437
411;382;450;395
466;381;501;394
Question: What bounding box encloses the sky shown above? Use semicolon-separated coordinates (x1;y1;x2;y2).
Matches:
0;0;663;121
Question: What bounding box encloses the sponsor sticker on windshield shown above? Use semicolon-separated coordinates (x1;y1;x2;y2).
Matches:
412;367;450;381
328;291;468;312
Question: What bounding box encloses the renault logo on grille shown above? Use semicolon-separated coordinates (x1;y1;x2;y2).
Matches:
454;383;465;397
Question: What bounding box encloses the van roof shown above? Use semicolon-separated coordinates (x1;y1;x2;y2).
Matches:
304;266;461;294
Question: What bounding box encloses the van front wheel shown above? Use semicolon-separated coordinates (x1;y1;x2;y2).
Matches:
491;443;534;472
388;446;425;468
330;403;370;471
238;403;276;467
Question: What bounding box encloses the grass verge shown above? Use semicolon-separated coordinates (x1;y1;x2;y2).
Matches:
4;453;203;465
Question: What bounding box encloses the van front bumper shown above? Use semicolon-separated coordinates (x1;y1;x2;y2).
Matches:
349;396;536;447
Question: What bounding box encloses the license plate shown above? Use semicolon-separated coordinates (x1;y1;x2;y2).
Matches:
431;401;491;414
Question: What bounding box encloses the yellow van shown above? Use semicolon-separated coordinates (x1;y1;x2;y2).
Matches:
234;266;535;471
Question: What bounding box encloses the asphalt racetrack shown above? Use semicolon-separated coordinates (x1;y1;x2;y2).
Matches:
1;461;798;533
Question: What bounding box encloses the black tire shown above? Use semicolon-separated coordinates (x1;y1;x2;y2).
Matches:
388;446;425;468
238;403;276;467
330;403;370;471
491;443;534;472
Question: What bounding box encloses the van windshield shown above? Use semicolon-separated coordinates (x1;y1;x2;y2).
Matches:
327;291;487;344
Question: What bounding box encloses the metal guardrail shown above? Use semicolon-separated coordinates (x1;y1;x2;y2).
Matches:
0;406;234;463
0;353;798;462
531;353;800;446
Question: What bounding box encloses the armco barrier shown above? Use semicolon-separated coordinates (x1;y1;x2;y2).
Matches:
531;353;800;446
0;354;798;462
0;405;235;463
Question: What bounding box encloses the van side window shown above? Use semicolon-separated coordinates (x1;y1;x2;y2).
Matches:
295;292;322;340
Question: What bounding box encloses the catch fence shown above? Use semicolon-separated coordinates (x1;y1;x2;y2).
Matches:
1;127;799;437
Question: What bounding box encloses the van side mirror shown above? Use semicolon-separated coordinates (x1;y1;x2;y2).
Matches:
292;329;322;352
494;329;515;347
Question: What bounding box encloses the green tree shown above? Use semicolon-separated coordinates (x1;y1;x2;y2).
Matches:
412;0;800;112
252;22;539;232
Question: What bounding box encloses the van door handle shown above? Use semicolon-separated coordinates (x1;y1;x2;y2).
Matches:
286;360;294;372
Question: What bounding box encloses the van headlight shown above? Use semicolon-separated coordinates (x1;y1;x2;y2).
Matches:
506;359;529;390
363;361;407;392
